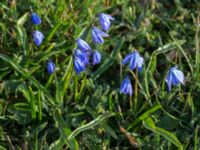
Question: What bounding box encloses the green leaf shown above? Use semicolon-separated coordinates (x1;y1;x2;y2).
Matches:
53;109;79;150
61;56;73;100
49;136;65;150
86;106;118;140
17;12;28;26
143;117;183;149
0;145;6;150
194;125;199;150
28;86;37;120
67;112;115;140
8;103;32;125
157;116;179;130
127;104;161;130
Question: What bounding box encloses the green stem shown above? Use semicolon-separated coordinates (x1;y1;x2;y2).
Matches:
134;69;138;111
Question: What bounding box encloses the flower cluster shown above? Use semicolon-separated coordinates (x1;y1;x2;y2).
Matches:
73;13;114;74
31;12;55;74
31;12;185;92
120;50;184;95
120;50;144;96
31;13;44;46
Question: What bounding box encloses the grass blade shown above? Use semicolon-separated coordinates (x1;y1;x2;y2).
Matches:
143;117;183;149
53;109;79;150
127;104;161;130
68;112;116;140
28;86;36;120
91;37;124;80
194;125;199;150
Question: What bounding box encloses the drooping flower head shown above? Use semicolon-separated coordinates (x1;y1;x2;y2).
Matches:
74;49;89;65
99;13;114;32
74;57;86;74
120;77;133;96
91;26;109;44
76;38;91;51
31;13;41;25
165;66;184;91
32;30;44;46
122;50;144;71
46;60;55;74
92;50;101;65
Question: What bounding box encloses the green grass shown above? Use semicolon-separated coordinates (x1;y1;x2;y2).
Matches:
0;0;200;149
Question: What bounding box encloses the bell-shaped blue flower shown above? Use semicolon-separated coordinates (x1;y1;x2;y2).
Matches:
46;60;55;74
32;30;44;46
99;13;114;32
92;50;101;65
76;38;91;51
120;77;133;96
91;26;109;44
31;13;41;25
74;57;86;74
165;66;184;91
74;49;89;65
122;50;144;71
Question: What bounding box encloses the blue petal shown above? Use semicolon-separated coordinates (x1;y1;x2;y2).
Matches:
122;51;144;71
127;84;133;96
100;18;110;32
92;29;104;44
99;14;111;32
171;73;180;86
172;69;184;85
74;58;86;74
92;50;101;65
91;27;109;44
74;49;89;65
120;77;132;96
166;72;172;91
165;66;184;91
120;79;128;94
94;27;109;37
129;52;139;70
32;30;44;46
76;38;91;51
31;13;41;25
99;13;114;32
46;60;55;74
137;56;144;71
122;53;132;65
102;13;115;20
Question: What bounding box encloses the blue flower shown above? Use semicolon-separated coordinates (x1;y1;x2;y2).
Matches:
120;77;133;96
165;66;184;91
31;13;41;25
99;13;114;32
32;30;44;46
122;50;144;71
74;57;86;74
76;38;91;51
92;50;101;65
91;26;109;44
74;49;89;65
46;60;55;74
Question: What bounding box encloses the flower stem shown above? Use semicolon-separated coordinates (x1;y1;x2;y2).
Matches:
134;69;138;111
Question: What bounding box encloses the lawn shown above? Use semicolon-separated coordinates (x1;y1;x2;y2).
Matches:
0;0;200;149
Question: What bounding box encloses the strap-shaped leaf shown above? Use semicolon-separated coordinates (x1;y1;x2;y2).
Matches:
143;117;183;149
